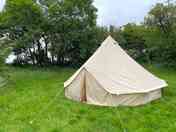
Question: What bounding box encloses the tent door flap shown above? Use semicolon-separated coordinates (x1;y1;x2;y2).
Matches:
80;71;87;102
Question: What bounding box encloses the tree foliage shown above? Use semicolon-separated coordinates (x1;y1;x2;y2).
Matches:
0;0;97;67
0;0;176;67
144;1;176;66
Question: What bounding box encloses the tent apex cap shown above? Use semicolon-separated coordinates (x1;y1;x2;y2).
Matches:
102;35;118;46
106;35;115;40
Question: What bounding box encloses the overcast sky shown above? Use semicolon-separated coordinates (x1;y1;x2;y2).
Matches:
93;0;164;26
0;0;5;11
0;0;164;26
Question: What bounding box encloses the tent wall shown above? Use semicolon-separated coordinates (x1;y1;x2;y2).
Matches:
65;69;162;106
103;89;161;106
86;70;109;105
86;71;162;106
65;69;86;101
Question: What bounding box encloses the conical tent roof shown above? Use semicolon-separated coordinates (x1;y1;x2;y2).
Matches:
64;36;167;95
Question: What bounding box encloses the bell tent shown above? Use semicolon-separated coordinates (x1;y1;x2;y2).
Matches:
64;36;167;106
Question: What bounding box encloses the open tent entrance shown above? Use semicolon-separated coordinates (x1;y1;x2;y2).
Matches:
80;69;87;102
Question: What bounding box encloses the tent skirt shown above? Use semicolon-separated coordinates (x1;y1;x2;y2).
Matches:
65;69;162;106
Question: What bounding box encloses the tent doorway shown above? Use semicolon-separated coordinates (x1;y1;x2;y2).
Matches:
80;70;87;102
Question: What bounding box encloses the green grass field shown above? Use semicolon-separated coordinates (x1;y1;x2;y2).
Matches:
0;65;175;132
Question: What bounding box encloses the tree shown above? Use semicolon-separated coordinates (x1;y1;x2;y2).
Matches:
0;0;49;66
0;0;97;67
145;2;176;36
47;0;97;66
144;1;176;66
121;23;147;61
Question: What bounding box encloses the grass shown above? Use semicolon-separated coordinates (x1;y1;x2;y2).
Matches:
0;76;7;88
0;65;175;132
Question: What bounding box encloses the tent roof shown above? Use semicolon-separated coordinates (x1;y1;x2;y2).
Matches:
64;36;167;95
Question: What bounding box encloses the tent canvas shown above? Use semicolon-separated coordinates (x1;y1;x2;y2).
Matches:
64;36;168;106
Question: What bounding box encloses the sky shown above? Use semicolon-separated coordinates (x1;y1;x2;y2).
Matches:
93;0;164;26
0;0;5;11
0;0;164;26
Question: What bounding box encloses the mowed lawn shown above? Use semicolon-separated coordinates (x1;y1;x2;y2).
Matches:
0;65;176;132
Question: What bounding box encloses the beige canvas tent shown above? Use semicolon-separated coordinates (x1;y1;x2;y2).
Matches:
64;36;167;106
